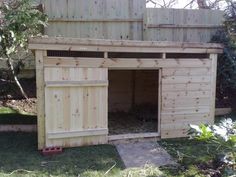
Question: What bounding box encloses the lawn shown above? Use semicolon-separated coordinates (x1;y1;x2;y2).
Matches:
1;131;218;177
0;106;234;177
0;133;125;177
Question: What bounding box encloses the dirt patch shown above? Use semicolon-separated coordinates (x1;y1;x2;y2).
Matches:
108;112;157;135
0;98;37;115
0;78;37;114
0;78;36;100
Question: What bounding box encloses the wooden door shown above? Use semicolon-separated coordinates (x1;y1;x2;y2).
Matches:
44;67;108;147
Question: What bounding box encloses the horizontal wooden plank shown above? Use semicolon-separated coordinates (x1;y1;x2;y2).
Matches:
162;83;211;91
162;97;211;107
162;91;210;99
161;129;189;139
162;68;211;76
49;18;143;22
161;112;210;119
161;113;210;124
215;108;232;116
48;128;108;139
108;133;160;141
44;57;211;68
161;109;210;115
162;75;211;84
45;80;108;87
161;120;211;130
146;24;222;29
29;43;223;53
29;37;223;51
162;106;211;114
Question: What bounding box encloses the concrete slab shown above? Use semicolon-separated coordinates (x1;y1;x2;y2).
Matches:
115;141;176;168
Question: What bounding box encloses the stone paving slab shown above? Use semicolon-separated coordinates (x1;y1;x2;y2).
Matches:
115;141;176;168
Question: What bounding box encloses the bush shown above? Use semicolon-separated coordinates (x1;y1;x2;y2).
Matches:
211;1;236;108
189;119;236;176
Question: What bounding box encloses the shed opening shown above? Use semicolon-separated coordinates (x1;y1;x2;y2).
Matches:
108;70;159;136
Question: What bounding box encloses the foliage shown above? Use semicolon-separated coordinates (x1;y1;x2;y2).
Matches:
0;0;47;98
160;139;215;177
189;119;236;175
0;0;47;56
211;1;236;107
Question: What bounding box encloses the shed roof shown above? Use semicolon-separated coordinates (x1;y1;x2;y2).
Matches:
29;36;223;54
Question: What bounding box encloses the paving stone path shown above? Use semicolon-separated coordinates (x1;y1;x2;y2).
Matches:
115;141;176;168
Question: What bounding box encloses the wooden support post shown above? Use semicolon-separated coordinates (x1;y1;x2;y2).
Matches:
131;70;136;107
162;53;166;59
158;69;162;135
35;50;46;150
104;52;108;59
210;54;217;123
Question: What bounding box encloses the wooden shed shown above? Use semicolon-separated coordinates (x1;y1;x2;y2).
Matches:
29;37;223;149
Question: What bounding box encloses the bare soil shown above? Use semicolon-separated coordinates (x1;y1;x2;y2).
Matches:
0;78;36;100
0;98;37;114
0;78;37;114
108;112;158;135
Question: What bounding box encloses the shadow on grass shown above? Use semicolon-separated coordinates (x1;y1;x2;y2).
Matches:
0;132;125;177
0;107;37;125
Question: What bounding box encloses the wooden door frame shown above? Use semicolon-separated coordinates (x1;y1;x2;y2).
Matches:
107;68;162;141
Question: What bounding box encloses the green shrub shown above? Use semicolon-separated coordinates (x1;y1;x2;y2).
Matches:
189;119;236;175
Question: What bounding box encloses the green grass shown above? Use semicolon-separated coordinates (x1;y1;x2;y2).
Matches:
0;133;165;177
0;108;234;176
0;132;207;177
0;107;36;125
159;139;214;177
0;133;125;177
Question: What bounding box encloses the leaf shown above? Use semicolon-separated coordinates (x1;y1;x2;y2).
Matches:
189;124;201;133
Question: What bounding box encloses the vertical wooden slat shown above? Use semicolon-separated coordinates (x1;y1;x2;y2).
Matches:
35;50;46;149
44;66;108;147
43;0;145;40
158;69;162;135
210;54;218;123
144;8;224;42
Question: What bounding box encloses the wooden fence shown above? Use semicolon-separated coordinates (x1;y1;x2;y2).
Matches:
43;0;145;40
0;0;225;76
41;0;224;42
143;8;224;42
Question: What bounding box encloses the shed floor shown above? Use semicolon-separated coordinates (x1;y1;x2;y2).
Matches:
108;112;157;135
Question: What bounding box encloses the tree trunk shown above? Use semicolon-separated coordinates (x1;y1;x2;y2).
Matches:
7;57;28;99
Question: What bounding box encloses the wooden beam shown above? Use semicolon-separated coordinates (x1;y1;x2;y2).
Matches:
162;83;211;91
158;69;162;135
29;43;223;54
49;18;143;23
35;50;46;150
48;128;108;139
44;57;212;68
45;80;108;87
147;24;222;29
210;54;218;123
28;37;223;53
215;108;232;116
108;133;160;141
